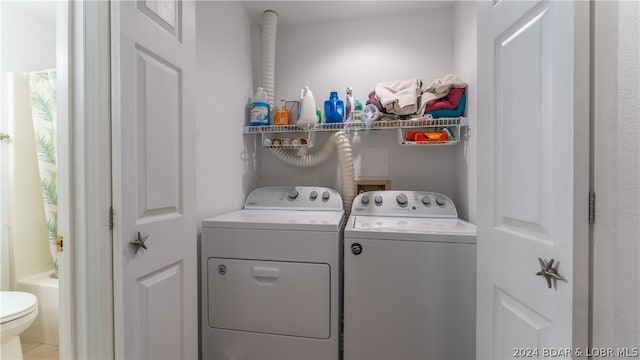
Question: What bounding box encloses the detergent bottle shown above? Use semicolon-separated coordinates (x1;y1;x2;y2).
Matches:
249;87;270;125
324;91;344;123
299;86;318;124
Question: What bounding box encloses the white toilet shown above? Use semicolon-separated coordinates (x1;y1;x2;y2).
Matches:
1;291;38;360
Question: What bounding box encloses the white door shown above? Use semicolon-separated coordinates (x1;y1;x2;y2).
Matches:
476;1;590;357
111;1;197;359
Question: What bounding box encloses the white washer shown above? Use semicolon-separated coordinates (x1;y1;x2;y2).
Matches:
201;186;344;360
343;191;476;360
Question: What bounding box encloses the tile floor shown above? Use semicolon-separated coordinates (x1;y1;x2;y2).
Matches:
21;339;59;360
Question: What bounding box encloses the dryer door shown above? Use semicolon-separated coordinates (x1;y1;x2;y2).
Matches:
208;258;330;339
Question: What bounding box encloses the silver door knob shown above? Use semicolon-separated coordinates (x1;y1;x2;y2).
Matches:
130;231;149;254
536;257;566;288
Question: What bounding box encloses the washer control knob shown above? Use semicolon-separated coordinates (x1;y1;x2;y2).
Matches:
422;196;432;206
310;190;318;200
396;194;408;206
374;195;383;205
322;191;330;201
435;195;446;206
361;195;370;205
287;189;299;200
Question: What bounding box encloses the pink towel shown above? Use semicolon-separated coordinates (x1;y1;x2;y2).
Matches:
425;88;465;112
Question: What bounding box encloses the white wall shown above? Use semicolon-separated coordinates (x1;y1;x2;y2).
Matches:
195;1;256;227
254;6;465;204
453;1;477;223
273;8;454;106
614;0;639;346
0;2;56;73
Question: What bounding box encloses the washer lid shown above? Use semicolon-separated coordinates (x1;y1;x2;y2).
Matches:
0;291;38;324
202;210;344;231
345;216;476;243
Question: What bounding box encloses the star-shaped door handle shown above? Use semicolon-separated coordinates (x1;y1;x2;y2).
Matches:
130;231;149;254
536;257;566;289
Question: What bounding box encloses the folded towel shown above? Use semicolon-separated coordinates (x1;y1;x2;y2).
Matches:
375;77;422;115
426;74;467;93
426;91;466;118
425;88;465;112
419;74;468;114
366;91;384;112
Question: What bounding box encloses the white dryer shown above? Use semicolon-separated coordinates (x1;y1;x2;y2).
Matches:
343;191;476;360
201;186;344;360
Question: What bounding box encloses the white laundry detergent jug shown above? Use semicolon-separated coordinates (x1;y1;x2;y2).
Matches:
299;86;318;124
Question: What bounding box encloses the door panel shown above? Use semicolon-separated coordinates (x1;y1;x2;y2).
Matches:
494;288;552;358
477;0;589;356
495;4;553;237
113;0;196;358
138;263;183;359
137;0;181;39
135;46;182;219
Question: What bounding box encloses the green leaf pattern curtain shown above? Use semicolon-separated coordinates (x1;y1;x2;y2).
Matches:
29;70;58;278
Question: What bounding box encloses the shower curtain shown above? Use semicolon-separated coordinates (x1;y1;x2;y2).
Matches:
29;70;58;278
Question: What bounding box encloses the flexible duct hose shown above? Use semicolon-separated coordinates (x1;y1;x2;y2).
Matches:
270;132;356;216
261;10;278;106
334;133;356;217
261;11;355;215
269;136;336;168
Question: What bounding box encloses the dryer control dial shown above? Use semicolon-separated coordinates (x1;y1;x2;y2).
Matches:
374;195;383;205
287;189;299;200
422;196;432;206
435;195;446;207
322;191;330;201
310;191;318;200
396;194;408;207
361;195;370;205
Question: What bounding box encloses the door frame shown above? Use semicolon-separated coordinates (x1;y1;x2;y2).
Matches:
590;0;640;347
0;2;8;292
58;1;114;358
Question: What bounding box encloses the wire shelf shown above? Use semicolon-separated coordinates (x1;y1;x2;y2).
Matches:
243;117;466;134
399;139;460;146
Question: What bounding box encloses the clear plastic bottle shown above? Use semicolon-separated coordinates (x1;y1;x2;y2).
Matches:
345;86;354;122
353;99;363;121
249;87;270;126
